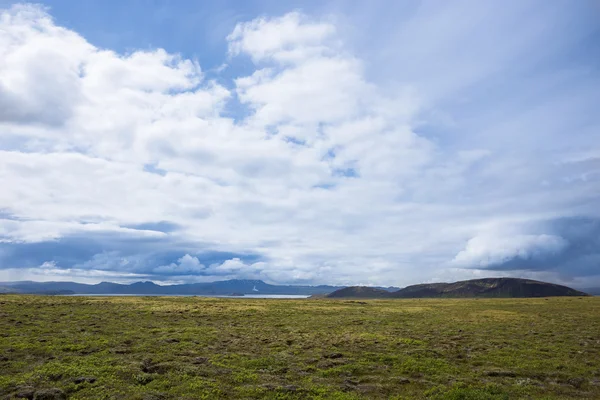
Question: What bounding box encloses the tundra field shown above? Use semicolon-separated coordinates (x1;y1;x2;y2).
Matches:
1;296;599;400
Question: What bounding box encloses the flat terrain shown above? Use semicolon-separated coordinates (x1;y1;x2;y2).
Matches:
1;296;599;399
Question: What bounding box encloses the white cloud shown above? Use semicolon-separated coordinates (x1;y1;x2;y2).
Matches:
235;57;366;126
0;4;92;125
0;264;149;284
453;234;569;268
0;3;599;286
154;254;206;275
227;12;336;63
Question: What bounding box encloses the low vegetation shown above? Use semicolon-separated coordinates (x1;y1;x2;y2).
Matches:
1;295;599;399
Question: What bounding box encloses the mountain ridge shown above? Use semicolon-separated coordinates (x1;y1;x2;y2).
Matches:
327;278;589;298
0;278;591;297
0;279;399;296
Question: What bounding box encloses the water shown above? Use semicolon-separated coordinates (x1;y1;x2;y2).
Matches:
64;294;311;299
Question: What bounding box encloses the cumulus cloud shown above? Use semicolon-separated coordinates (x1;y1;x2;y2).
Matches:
227;12;336;63
153;254;205;275
453;234;569;268
0;4;91;125
0;3;599;286
449;217;600;288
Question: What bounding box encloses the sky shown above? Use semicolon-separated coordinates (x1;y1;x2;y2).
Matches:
0;1;599;287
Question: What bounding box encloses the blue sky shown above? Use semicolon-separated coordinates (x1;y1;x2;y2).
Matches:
0;1;599;286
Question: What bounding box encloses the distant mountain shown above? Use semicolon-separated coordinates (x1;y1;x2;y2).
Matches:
0;286;20;294
0;279;348;296
4;278;583;298
327;278;589;299
0;279;403;296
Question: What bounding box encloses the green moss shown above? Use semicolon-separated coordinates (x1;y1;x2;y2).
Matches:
0;295;599;399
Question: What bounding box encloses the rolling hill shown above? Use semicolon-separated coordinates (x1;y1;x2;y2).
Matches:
325;286;393;298
326;278;589;299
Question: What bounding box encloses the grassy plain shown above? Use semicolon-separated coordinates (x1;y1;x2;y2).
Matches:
1;295;599;399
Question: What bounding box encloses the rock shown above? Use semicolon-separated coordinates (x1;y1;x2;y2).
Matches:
280;385;298;392
397;378;410;384
33;388;66;400
324;353;343;359
191;357;208;364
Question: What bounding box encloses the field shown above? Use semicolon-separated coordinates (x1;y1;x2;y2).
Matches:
1;296;599;399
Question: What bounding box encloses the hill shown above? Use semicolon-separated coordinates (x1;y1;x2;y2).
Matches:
393;278;589;298
325;286;393;298
326;278;589;299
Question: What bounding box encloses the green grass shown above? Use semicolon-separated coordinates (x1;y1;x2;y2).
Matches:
1;295;599;399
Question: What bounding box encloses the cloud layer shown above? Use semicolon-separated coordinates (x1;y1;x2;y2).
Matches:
0;3;599;286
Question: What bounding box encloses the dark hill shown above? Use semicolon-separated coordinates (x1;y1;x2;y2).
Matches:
393;278;588;298
326;278;589;299
326;286;393;298
326;286;395;299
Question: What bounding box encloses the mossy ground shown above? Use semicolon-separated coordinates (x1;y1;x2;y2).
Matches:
1;295;599;399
